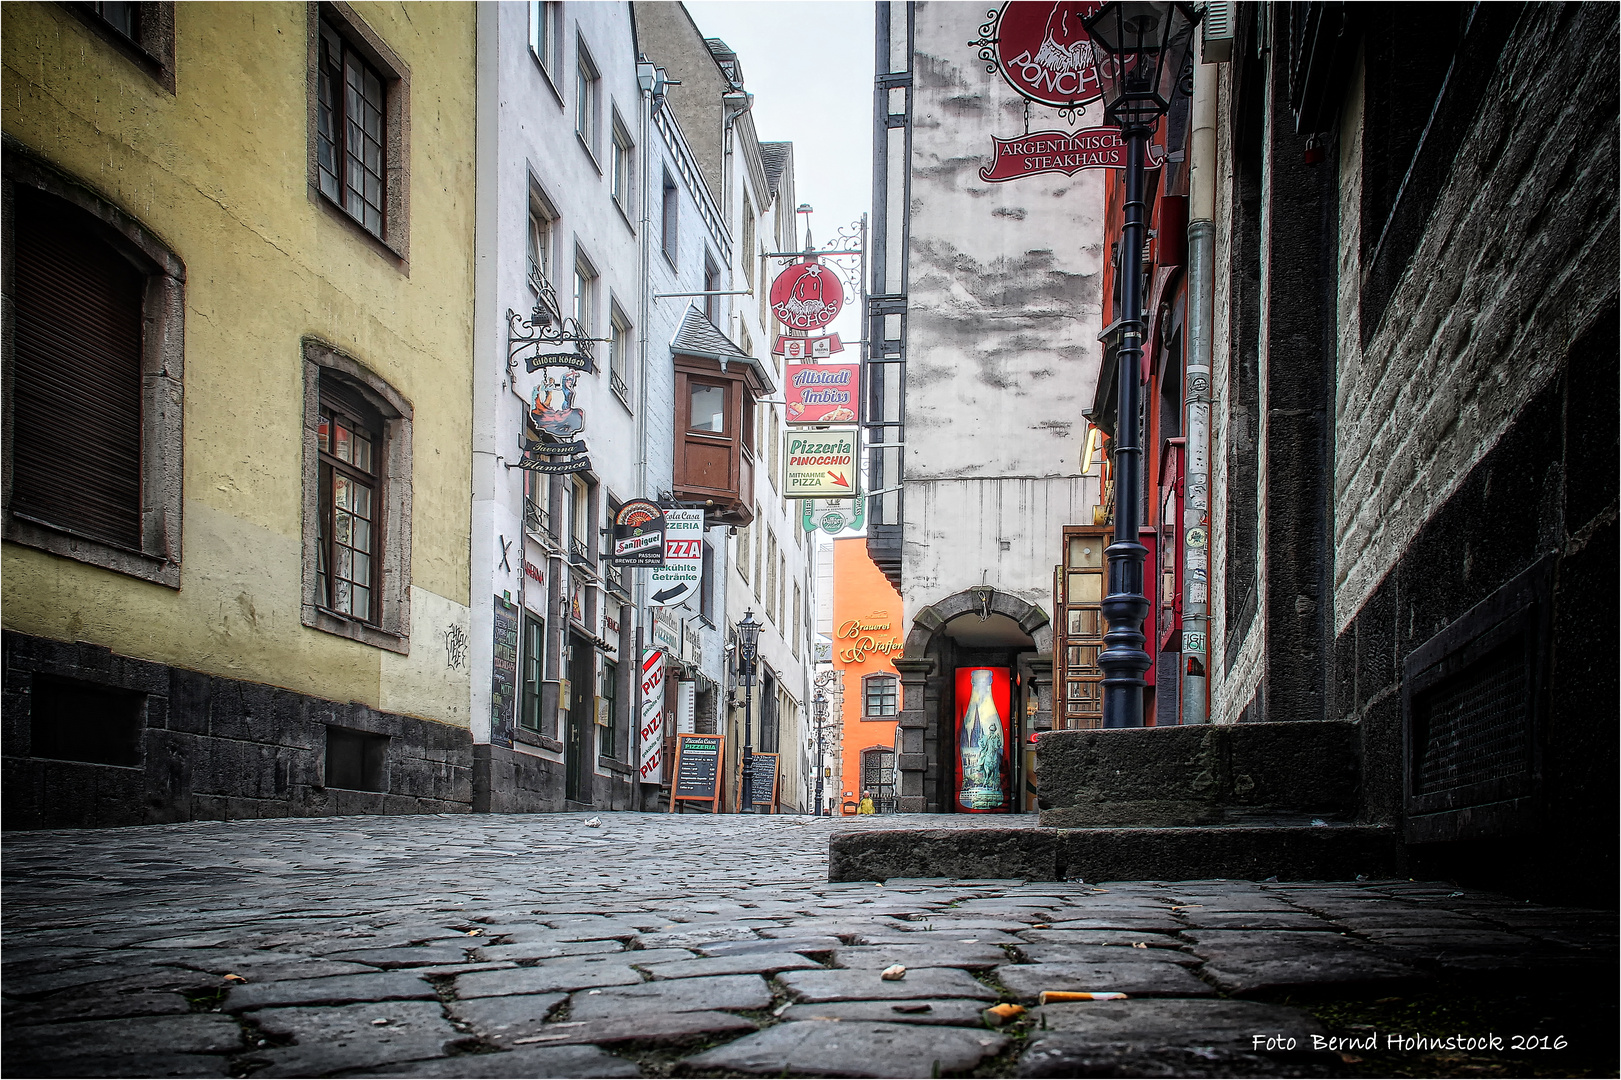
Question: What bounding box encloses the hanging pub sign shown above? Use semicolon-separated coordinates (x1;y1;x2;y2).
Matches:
647;508;703;607
785;363;859;425
517;368;591;474
972;2;1108;110
610;499;666;566
769;260;844;332
784;427;858;499
775;334;844;359
980;127;1167;182
800;495;866;536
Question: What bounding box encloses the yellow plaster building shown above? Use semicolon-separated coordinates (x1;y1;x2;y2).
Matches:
2;2;477;825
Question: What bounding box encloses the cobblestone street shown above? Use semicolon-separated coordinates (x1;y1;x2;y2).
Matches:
3;813;1615;1079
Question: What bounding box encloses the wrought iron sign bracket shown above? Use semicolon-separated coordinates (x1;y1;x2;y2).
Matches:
507;279;606;379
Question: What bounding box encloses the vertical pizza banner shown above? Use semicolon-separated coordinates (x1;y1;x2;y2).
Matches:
954;667;1012;813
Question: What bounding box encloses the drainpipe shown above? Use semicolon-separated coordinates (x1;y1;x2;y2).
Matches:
633;60;659;809
1181;49;1217;724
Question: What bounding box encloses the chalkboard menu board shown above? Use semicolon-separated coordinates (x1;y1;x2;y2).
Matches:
490;596;519;749
672;733;723;807
748;752;779;809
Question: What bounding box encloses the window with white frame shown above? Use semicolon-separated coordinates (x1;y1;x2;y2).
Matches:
572;250;597;338
527;186;557;295
575;42;600;158
528;1;558;78
608;302;631;404
703;250;720;324
742;193;756;289
610;113;634;217
661;169;678;264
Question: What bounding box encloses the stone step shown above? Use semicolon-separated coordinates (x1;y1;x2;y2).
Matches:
1036;720;1361;827
827;823;1400;883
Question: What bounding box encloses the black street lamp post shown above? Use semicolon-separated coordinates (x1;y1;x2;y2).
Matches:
813;693;828;816
1083;2;1198;729
737;609;762;813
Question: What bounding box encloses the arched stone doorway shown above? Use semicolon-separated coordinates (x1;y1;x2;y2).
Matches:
894;588;1053;813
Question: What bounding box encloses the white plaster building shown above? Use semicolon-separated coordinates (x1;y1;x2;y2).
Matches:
470;1;650;811
869;1;1104;813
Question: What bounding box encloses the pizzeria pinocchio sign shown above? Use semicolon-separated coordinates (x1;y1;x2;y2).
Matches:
784;428;857;499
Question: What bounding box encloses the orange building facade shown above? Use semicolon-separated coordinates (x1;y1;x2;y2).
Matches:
831;539;905;814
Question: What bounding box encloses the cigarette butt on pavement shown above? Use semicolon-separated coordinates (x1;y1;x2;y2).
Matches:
982;1003;1026;1027
1038;991;1129;1004
880;964;907;980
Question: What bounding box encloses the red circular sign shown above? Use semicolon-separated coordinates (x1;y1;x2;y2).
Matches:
992;1;1106;110
769;262;844;332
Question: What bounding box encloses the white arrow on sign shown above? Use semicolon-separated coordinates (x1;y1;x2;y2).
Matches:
647;508;703;608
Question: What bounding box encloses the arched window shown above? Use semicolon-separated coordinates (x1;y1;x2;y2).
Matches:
862;673;898;718
3;157;185;587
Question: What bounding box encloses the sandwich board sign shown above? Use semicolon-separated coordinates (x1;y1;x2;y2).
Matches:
784;428;858;499
648;508;703;607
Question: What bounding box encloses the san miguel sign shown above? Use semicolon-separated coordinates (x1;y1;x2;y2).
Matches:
980;127;1167;182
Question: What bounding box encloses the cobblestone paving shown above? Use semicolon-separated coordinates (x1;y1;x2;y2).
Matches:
3;813;1615;1078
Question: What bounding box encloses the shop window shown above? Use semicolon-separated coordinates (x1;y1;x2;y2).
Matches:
2;164;184;587
760;671;779;753
309;6;409;259
301;340;413;653
599;659;618;759
863;674;898;718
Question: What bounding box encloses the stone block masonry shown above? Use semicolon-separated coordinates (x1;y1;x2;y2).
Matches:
2;631;472;828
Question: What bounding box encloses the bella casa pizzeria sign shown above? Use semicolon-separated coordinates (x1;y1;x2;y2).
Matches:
837;615;903;664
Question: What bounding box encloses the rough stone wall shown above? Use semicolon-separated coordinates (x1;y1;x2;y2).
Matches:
1207;60;1264;727
3;633;472;829
1333;5;1620;630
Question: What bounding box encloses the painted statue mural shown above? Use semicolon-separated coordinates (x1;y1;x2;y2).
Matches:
954;667;1011;813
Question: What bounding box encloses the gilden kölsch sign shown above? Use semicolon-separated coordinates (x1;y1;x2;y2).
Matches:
980;128;1167;182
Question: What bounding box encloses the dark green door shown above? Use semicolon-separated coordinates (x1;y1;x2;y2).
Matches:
565;633;593;804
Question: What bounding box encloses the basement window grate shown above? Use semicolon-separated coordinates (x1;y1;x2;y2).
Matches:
1403;558;1551;844
1414;637;1531;795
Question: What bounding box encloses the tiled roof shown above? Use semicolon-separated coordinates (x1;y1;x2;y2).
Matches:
672;305;751;363
670;306;777;396
760;142;791;198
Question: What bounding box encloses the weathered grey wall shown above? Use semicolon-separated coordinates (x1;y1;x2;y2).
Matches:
903;2;1104;620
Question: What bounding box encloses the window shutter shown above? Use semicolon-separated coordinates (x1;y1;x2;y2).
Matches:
10;193;144;550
